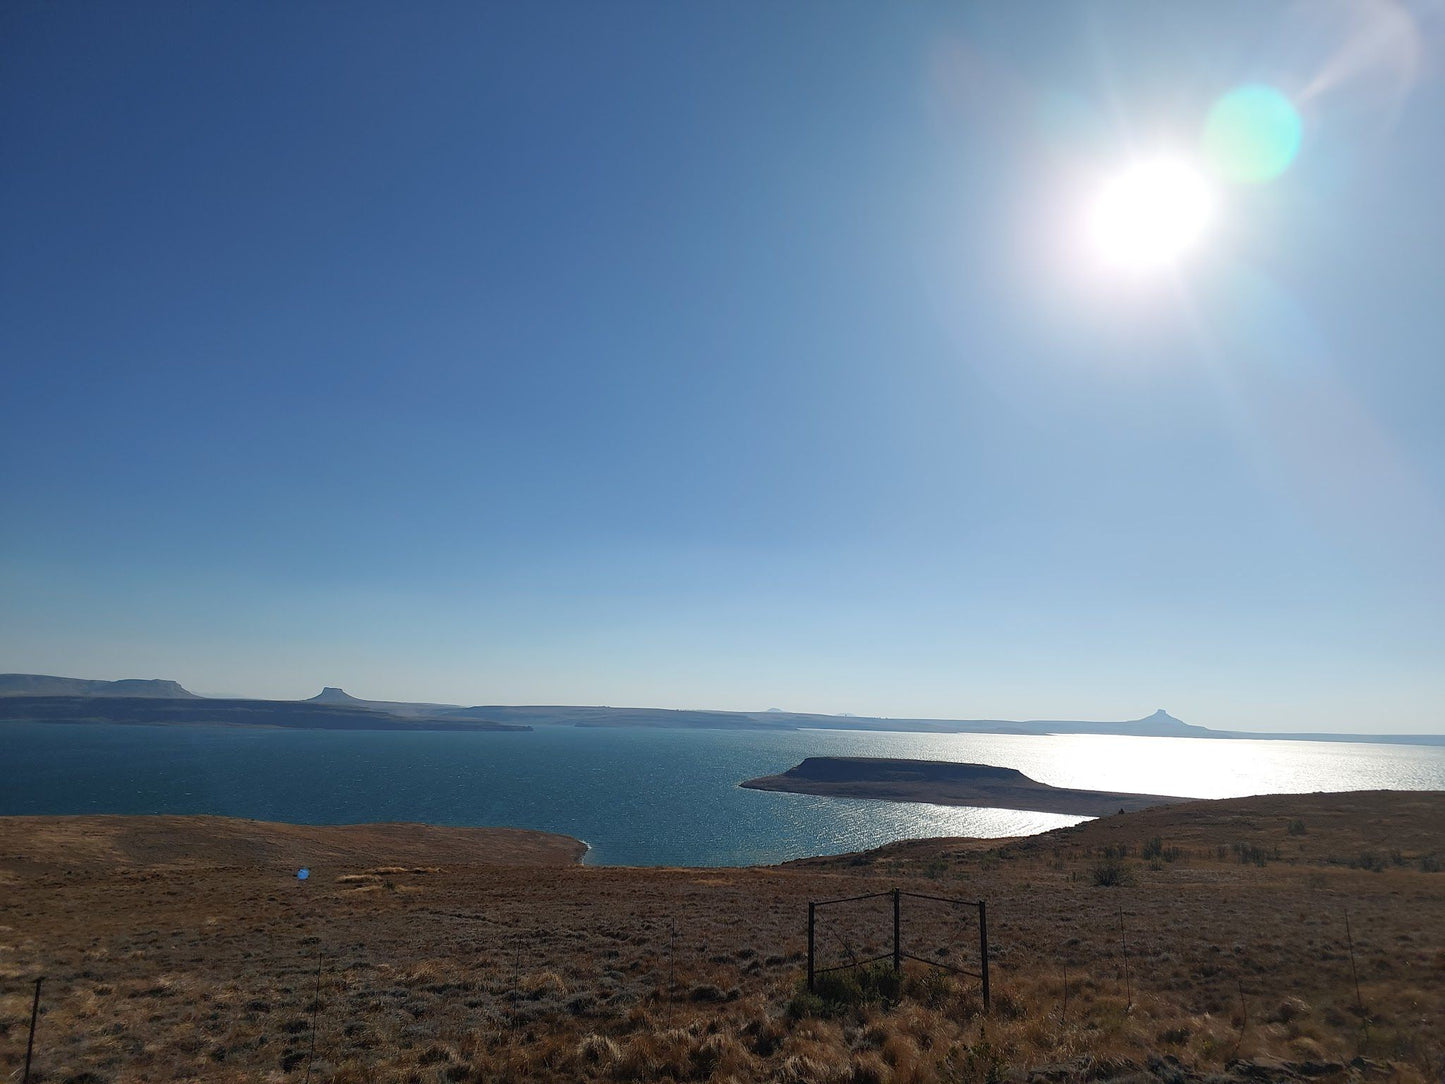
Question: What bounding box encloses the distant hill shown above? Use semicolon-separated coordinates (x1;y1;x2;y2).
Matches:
439;704;1443;746
306;686;462;719
6;674;1440;745
439;704;1210;737
0;674;198;698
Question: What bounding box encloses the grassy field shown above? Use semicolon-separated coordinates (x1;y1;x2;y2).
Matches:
1;793;1441;1083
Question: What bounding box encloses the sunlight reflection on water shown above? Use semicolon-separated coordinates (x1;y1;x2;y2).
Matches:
2;724;1441;866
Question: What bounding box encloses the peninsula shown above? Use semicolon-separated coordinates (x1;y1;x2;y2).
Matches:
740;756;1189;816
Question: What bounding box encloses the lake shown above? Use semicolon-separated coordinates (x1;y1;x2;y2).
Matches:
3;723;1443;866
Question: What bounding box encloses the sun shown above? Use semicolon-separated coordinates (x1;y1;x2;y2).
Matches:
1086;158;1214;272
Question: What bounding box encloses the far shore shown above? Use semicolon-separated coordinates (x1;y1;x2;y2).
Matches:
740;756;1190;816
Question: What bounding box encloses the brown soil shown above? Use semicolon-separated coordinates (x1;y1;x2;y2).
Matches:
1;793;1442;1084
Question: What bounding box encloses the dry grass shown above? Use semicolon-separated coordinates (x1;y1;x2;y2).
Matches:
1;792;1442;1082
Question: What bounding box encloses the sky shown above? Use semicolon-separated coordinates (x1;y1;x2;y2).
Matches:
2;2;1443;732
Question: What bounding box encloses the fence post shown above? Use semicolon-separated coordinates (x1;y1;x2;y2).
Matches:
23;976;42;1084
892;888;901;974
1119;908;1132;1010
303;944;324;1084
978;902;990;1013
1343;909;1363;1013
807;902;816;993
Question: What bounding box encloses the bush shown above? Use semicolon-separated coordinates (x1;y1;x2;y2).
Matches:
788;962;902;1018
1288;819;1308;836
1139;836;1182;862
947;1034;1006;1084
1091;857;1134;887
1232;842;1279;867
784;989;828;1020
904;968;955;1008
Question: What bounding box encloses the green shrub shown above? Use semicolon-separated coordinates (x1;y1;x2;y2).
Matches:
1232;842;1279;867
946;1034;1005;1084
1137;837;1183;863
904;968;955;1008
1350;851;1387;872
788;962;902;1018
784;989;827;1020
1090;857;1134;887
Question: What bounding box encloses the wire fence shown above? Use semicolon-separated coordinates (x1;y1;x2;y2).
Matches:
806;887;989;1010
1;881;1406;1082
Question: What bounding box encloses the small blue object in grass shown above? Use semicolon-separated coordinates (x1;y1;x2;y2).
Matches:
297;868;310;880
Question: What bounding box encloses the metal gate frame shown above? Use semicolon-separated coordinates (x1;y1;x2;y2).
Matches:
806;887;989;1011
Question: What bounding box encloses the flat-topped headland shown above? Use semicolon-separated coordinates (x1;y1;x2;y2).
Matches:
740;756;1188;815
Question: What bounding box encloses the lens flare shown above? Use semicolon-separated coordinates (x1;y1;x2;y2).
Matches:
1203;85;1302;183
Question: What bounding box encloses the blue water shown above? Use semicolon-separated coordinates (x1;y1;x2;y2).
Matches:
3;723;1443;865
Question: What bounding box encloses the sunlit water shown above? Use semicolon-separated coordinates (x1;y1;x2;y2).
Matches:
3;724;1442;866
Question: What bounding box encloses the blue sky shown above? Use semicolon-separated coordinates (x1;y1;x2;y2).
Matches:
2;2;1442;731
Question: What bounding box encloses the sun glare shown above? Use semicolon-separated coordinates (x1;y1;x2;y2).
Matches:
1087;158;1214;272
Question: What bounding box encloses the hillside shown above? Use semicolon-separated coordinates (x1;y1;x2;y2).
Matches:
0;816;586;873
2;792;1441;1083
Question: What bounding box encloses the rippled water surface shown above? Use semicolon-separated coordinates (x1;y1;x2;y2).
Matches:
3;724;1442;865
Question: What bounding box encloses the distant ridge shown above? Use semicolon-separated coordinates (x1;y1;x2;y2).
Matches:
0;674;198;699
439;704;1443;746
0;695;527;732
5;674;1441;745
440;704;1211;738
